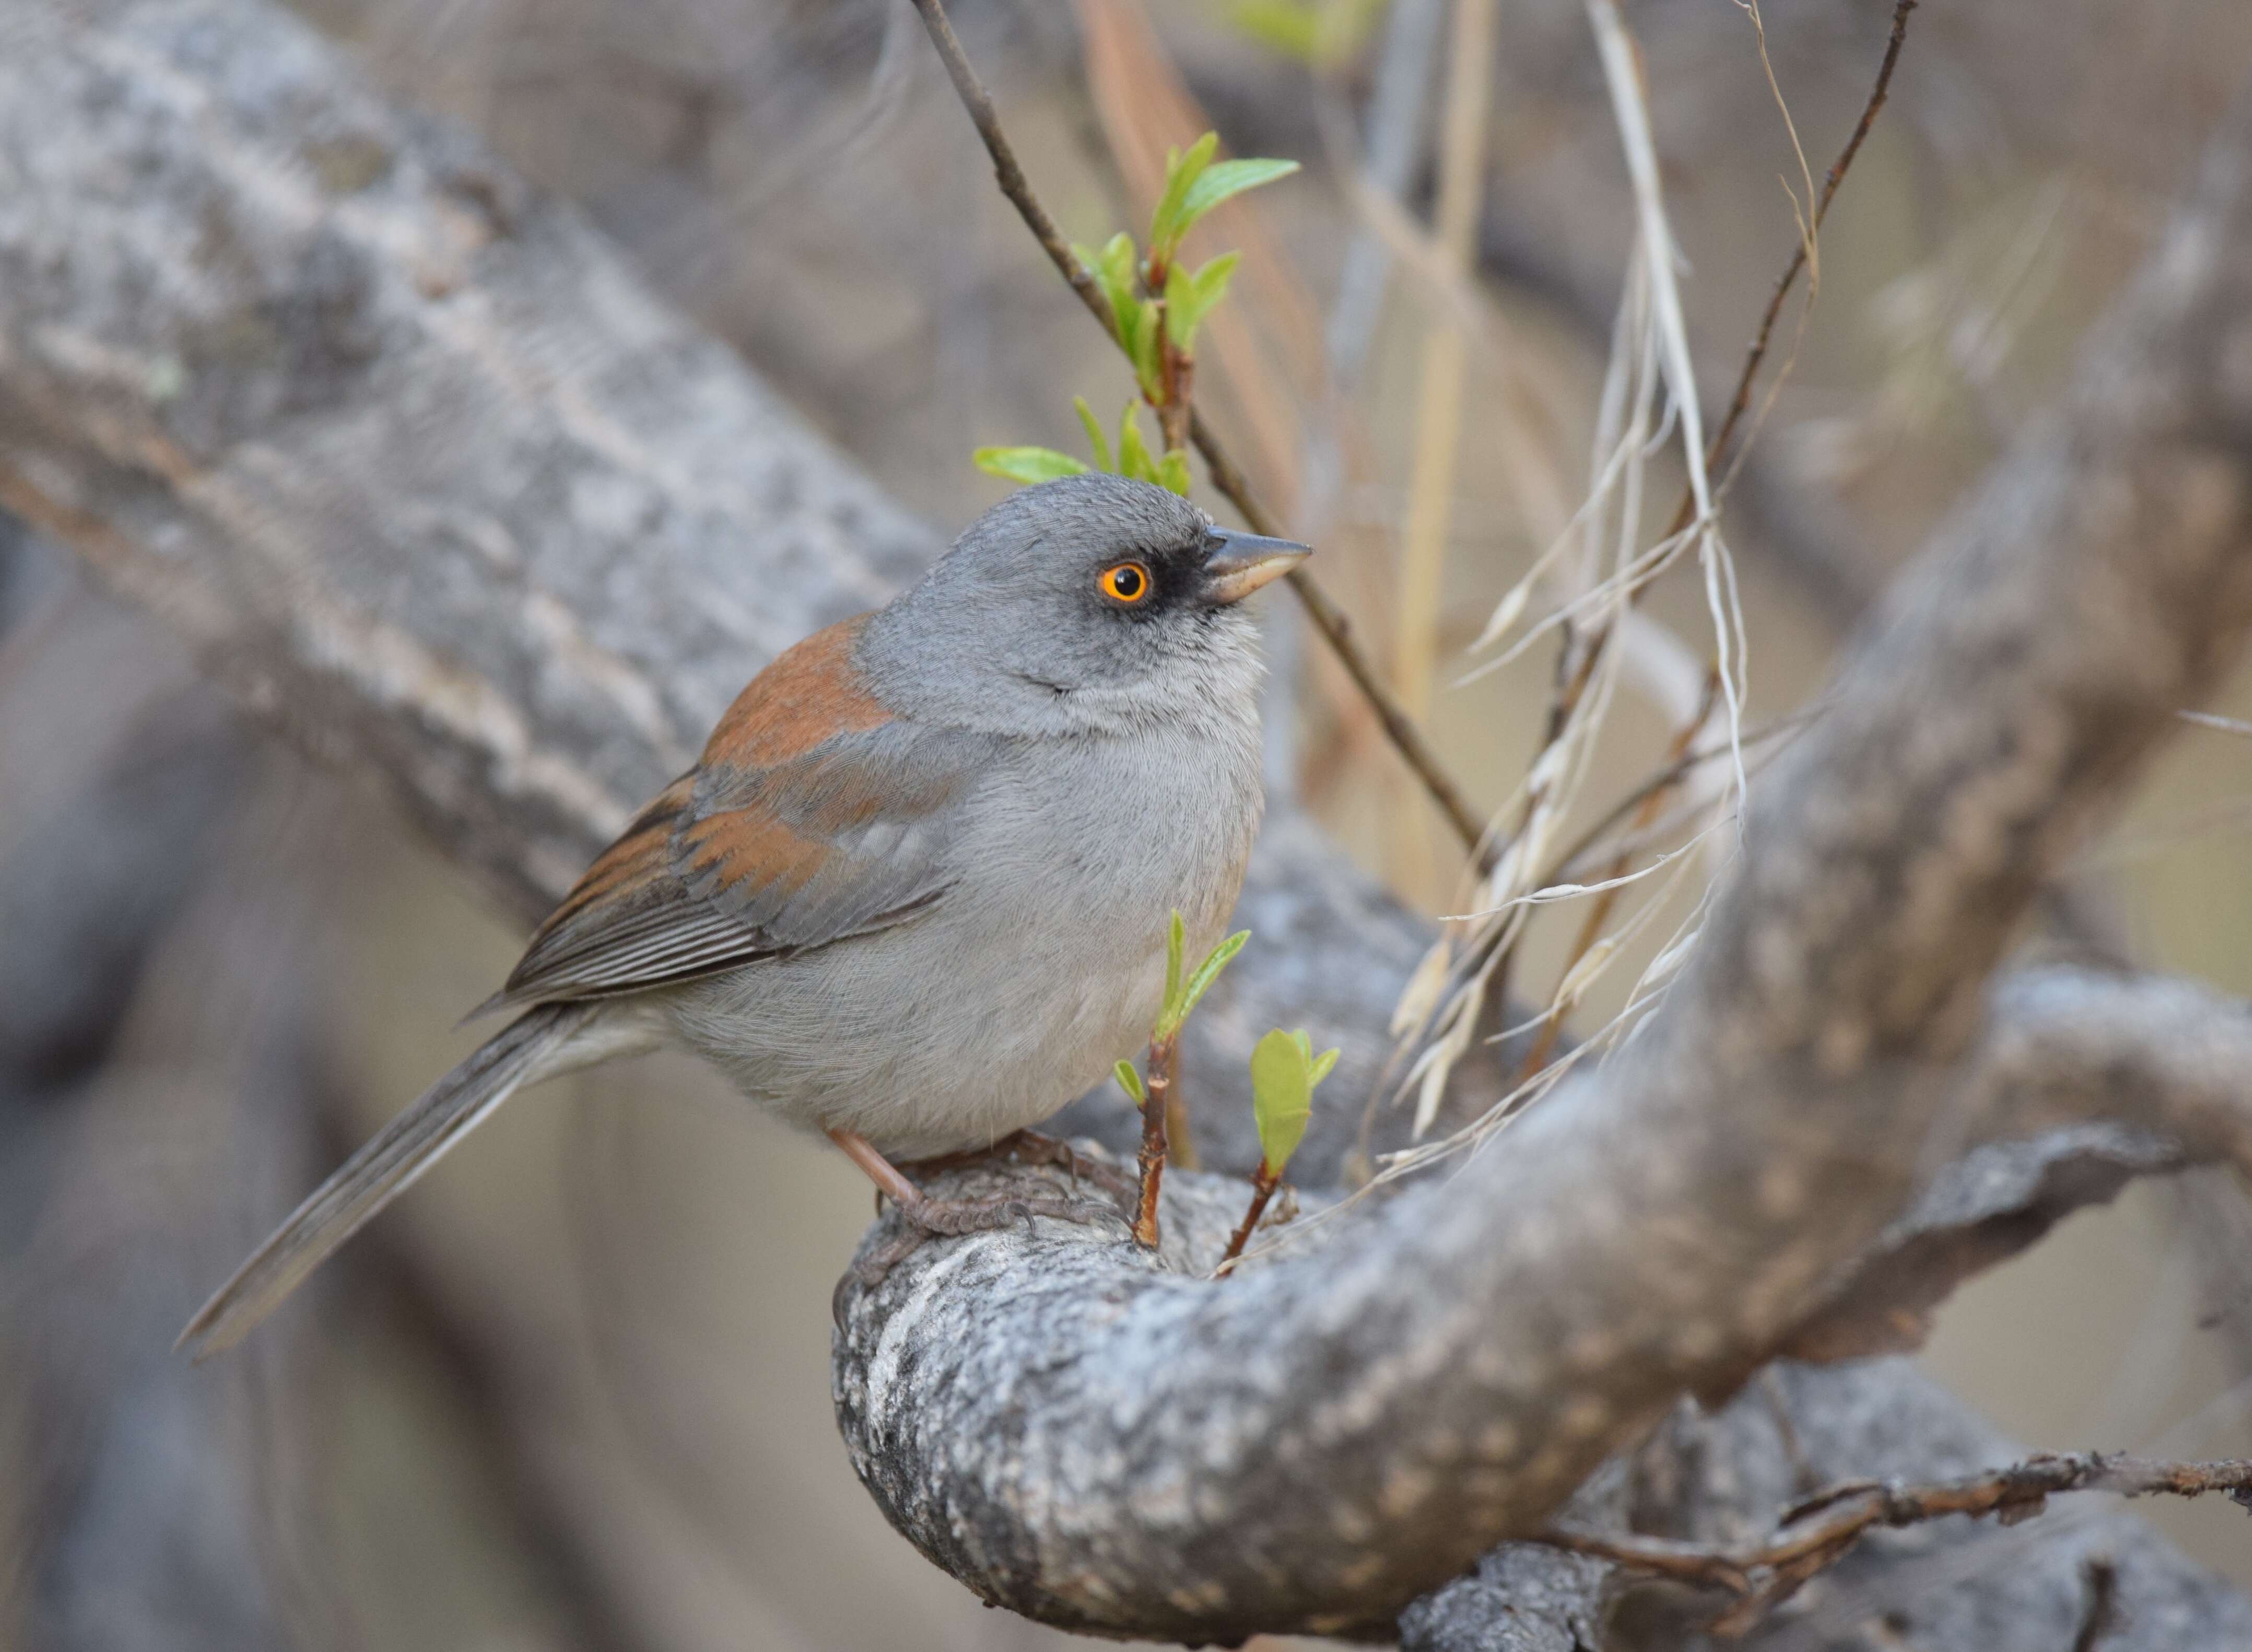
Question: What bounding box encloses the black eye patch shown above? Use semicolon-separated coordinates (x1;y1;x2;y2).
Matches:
1096;538;1201;618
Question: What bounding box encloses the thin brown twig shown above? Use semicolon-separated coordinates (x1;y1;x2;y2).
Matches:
1132;1032;1178;1248
910;0;1112;331
1219;1160;1282;1264
1540;1451;2250;1638
906;0;1489;859
1137;230;1198;458
1688;0;1919;531
1162;1035;1200;1174
1156;352;1194;454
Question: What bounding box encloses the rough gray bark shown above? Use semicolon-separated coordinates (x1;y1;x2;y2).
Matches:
4;0;2251;1646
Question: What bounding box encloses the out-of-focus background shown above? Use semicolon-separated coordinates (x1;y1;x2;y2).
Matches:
5;0;2252;1645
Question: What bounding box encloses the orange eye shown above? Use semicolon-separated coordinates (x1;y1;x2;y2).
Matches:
1100;561;1152;604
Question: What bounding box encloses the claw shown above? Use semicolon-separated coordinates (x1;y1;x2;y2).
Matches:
831;1126;1134;1307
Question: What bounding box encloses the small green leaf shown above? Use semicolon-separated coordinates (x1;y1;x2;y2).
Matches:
1113;1058;1146;1105
1107;235;1142;302
1163;260;1194;353
1248;1025;1339;1173
1117;404;1158;486
1249;1027;1315;1173
1192;250;1242;313
1099;231;1137;284
1079;231;1163;395
1076;232;1142;348
974;446;1091;484
1148;131;1219;261
1111;296;1142;382
1178;157;1300;236
1073;395;1114;473
1155;448;1192;496
1130;298;1165;397
1176;930;1249;1026
1164;250;1241;355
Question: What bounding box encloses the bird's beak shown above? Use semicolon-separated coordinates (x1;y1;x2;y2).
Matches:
1200;528;1312;605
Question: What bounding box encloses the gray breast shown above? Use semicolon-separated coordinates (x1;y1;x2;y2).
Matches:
661;713;1264;1156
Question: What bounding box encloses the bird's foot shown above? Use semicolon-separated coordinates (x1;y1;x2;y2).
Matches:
901;1129;1137;1209
828;1126;1131;1325
841;1181;1125;1311
899;1183;1116;1237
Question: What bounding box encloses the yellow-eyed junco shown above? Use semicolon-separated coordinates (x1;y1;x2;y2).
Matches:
182;473;1307;1354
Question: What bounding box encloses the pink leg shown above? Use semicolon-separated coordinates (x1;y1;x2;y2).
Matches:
827;1128;1126;1306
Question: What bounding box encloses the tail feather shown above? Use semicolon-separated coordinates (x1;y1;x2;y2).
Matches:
179;1002;595;1359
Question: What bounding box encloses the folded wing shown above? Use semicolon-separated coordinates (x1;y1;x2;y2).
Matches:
479;616;993;1015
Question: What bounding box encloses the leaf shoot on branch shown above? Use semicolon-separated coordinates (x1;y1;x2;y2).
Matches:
1221;1026;1340;1266
1125;913;1252;1247
972;135;1296;492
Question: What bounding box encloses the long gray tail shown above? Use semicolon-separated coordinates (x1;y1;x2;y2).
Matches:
178;1001;595;1359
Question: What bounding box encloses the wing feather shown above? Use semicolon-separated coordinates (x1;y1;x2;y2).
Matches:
477;616;989;1015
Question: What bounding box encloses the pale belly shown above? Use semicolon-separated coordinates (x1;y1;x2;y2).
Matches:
658;728;1258;1157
